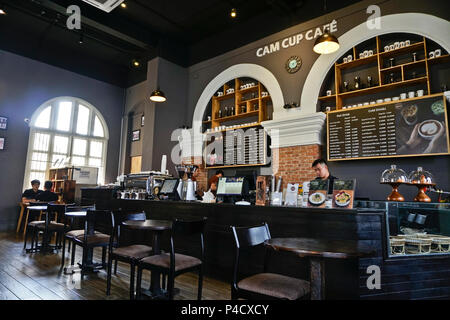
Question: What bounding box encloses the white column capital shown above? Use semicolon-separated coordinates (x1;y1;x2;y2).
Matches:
261;112;326;148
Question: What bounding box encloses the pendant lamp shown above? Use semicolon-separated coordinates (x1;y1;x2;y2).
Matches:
313;0;339;55
150;89;166;102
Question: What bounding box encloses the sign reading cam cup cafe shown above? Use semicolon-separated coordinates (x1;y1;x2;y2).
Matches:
256;20;338;57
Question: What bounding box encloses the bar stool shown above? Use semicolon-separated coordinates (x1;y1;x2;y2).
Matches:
136;217;207;300
106;211;153;300
230;223;310;300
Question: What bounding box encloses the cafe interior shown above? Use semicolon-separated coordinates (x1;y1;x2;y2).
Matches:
0;0;449;302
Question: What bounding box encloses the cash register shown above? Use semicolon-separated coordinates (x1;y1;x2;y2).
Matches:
158;178;180;201
216;177;251;205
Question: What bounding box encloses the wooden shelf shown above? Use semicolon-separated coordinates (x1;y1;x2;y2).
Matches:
205;123;261;135
238;86;259;94
241;97;259;103
338;77;428;99
202;120;212;124
379;41;425;58
318;95;336;101
328;92;445;114
336;54;378;69
214;92;235;101
427;54;450;65
320;35;447;112
214;110;259;123
379;59;426;72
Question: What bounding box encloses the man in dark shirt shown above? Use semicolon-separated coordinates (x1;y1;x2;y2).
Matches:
312;159;337;194
21;179;43;203
36;181;58;202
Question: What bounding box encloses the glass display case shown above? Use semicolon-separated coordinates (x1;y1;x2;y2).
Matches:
355;200;450;257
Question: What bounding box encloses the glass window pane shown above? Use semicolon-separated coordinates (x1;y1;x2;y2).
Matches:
88;158;101;167
31;152;48;171
53;136;69;154
72;138;87;155
29;172;46;186
71;156;85;166
93;116;104;137
76;104;90;135
33;133;50;151
89;141;103;158
56;101;72;131
35;106;51;129
51;154;68;167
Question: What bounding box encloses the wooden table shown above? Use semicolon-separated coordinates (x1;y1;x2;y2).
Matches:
265;237;376;300
122;219;172;299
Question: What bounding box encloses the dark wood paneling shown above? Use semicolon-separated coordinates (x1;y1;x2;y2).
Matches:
82;194;450;300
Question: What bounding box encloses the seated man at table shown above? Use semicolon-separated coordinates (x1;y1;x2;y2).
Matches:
36;180;58;202
21;179;43;203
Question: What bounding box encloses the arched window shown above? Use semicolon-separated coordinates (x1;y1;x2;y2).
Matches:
23;97;109;190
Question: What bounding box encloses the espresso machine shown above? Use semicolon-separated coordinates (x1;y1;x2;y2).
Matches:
117;171;172;200
175;165;198;201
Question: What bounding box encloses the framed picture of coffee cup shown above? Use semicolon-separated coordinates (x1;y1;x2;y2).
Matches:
0;116;7;130
132;129;140;141
0;137;4;150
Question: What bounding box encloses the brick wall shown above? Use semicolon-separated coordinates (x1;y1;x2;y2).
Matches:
182;156;208;193
272;144;322;190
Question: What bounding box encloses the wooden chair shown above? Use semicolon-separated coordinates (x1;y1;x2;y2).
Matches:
67;209;115;278
136;217;207;300
32;203;68;252
60;205;96;269
23;202;49;252
106;211;153;300
230;223;310;300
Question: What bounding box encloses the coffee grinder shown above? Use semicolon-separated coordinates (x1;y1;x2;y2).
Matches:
185;165;198;201
175;165;186;200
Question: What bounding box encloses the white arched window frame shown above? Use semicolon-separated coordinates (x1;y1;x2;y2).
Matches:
23;97;109;191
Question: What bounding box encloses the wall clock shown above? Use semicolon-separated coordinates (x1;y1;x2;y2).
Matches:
285;56;302;74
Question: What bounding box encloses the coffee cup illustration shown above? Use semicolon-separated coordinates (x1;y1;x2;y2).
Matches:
418;120;442;140
401;104;418;125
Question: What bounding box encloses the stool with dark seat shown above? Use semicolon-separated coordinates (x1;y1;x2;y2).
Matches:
60;205;96;269
230;223;310;300
23;203;48;252
136;217;207;300
106;211;153;300
68;209;115;278
33;203;69;252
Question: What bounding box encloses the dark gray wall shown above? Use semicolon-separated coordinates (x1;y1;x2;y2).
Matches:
151;58;189;177
184;0;450;201
0;50;125;231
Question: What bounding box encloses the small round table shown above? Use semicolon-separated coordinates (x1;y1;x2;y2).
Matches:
122;219;172;299
265;237;376;300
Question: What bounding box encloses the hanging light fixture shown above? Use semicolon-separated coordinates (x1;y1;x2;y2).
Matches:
0;3;6;15
150;89;166;102
150;42;167;102
313;33;339;54
230;8;237;18
313;0;339;54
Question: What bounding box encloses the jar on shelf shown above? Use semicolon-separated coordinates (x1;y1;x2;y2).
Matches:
380;164;408;184
380;164;408;201
409;167;434;185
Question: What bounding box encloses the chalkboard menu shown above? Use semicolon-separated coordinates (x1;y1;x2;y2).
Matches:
327;95;450;161
205;126;267;167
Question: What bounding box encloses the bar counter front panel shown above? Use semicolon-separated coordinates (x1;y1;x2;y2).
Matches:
81;189;450;300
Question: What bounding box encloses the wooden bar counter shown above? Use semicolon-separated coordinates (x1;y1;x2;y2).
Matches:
81;189;450;299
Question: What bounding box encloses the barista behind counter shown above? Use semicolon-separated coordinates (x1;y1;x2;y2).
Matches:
312;158;337;194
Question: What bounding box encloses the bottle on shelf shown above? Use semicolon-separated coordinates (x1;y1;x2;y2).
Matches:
389;73;395;83
354;76;361;90
343;81;349;92
218;109;222;118
367;75;373;87
225;107;229;117
389;58;395;68
412;52;417;62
